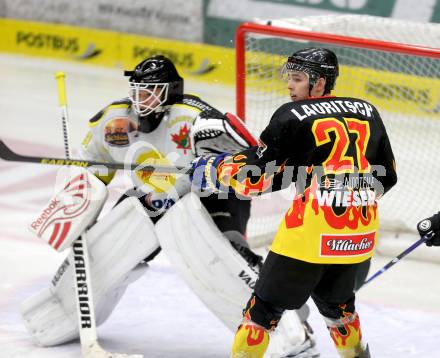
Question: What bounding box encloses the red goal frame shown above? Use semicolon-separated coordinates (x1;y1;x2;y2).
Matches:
235;22;440;120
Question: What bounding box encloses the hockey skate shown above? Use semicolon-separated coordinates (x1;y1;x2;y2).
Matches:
281;321;320;358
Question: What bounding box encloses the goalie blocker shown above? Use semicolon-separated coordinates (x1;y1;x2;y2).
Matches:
22;196;159;346
28;166;108;251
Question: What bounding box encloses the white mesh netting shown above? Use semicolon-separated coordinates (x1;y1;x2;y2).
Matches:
238;16;440;248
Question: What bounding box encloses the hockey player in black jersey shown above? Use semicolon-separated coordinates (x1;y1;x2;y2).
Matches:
191;48;398;358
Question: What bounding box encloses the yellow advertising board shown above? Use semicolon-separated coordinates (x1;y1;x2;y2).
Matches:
0;18;236;85
1;18;439;117
0;18;120;66
118;33;235;85
336;66;440;117
245;50;440;118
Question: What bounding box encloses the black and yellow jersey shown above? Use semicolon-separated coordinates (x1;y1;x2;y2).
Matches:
215;96;397;264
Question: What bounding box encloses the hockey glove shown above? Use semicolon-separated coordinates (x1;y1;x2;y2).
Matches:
190;153;230;192
417;212;440;246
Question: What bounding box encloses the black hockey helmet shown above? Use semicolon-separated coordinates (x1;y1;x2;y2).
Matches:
283;48;339;94
124;55;184;116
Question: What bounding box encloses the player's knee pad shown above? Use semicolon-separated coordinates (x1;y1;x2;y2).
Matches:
232;320;270;358
243;294;284;332
21;197;159;347
324;311;368;358
313;294;356;320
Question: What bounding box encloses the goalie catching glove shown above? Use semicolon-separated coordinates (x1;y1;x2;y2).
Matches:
417;212;440;246
190;110;257;157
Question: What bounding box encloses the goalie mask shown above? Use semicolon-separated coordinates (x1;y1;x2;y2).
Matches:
281;48;339;95
124;55;184;118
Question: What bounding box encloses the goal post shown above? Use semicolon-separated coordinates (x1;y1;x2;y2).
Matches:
235;16;440;258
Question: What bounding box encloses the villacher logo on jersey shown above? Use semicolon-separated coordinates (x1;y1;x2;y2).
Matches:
320;232;375;257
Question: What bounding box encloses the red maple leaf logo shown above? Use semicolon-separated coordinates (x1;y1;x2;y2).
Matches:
171;124;191;154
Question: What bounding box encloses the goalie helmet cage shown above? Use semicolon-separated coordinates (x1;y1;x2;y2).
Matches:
235;15;440;257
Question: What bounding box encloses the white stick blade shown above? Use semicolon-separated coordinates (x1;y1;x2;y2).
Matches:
82;342;144;358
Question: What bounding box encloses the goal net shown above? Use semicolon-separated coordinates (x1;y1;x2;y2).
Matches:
236;15;440;257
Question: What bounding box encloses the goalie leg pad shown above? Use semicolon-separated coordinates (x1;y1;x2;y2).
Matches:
21;197;159;346
155;193;310;357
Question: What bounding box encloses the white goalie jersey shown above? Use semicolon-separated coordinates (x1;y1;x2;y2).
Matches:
80;94;255;199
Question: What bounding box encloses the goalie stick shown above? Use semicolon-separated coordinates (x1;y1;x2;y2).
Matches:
55;72;143;358
0;139;193;174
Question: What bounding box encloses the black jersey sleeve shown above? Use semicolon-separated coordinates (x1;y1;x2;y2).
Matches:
259;106;293;164
372;108;397;196
215;104;298;196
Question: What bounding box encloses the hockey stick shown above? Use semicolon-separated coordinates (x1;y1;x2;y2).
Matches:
55;72;143;358
361;231;435;288
0;139;193;174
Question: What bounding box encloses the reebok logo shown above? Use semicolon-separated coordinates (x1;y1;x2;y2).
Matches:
30;199;60;230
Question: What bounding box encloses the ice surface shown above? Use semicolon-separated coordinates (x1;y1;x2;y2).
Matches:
1;54;440;357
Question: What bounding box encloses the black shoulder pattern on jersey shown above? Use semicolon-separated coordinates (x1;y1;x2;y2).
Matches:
88;98;131;124
110;97;132;106
88;109;105;124
182;94;216;112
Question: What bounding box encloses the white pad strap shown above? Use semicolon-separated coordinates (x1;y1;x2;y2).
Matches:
28;166;108;251
21;197;159;347
155;193;307;357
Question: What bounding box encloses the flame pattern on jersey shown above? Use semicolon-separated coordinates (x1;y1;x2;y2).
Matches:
285;175;377;230
216;154;276;197
215;154;287;197
210;96;396;263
